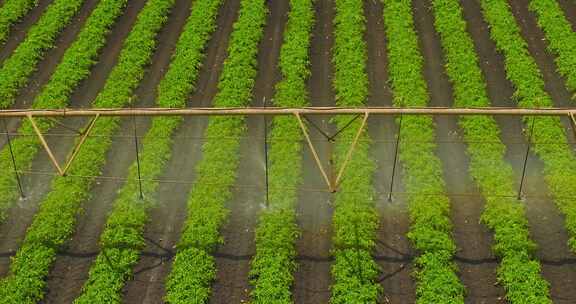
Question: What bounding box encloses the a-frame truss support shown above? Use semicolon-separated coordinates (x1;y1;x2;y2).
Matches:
27;114;100;176
295;112;369;193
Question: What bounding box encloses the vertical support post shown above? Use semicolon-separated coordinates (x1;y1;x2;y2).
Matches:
388;114;402;202
518;117;536;200
62;114;99;175
263;97;269;207
3;118;24;198
133;111;143;200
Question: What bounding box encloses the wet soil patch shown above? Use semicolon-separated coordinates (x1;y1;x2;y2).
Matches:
365;0;416;302
209;0;288;302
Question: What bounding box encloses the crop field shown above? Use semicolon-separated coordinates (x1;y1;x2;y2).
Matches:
0;0;575;303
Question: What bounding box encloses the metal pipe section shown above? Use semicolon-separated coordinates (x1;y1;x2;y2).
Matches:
0;106;575;117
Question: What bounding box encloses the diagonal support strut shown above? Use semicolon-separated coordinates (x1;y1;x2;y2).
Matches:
295;113;335;192
333;112;369;189
62;114;99;175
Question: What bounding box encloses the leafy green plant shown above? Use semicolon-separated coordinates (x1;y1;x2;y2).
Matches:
73;0;223;302
0;0;175;302
0;0;38;44
0;0;85;107
248;0;313;303
329;0;380;303
431;0;551;302
0;0;128;224
164;0;267;303
381;0;465;302
480;0;576;259
528;0;576;97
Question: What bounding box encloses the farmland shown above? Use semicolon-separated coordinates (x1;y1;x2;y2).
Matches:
0;0;576;303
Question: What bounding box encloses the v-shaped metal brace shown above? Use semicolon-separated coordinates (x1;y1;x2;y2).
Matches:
295;112;369;193
28;114;100;176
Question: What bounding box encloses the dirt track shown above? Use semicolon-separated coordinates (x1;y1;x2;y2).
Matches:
1;0;576;303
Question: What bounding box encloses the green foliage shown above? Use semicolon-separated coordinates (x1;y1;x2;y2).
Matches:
431;0;551;302
480;0;576;259
381;0;465;303
74;2;222;302
529;0;576;97
0;0;175;302
329;0;380;303
248;0;313;302
0;0;128;224
0;0;38;44
0;0;84;108
164;0;267;302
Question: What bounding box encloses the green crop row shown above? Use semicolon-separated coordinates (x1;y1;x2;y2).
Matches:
248;0;313;302
479;0;576;256
381;0;465;303
528;0;576;97
0;0;175;302
431;0;551;302
164;0;267;302
74;0;222;303
329;0;380;303
0;0;38;44
0;0;85;108
0;0;128;224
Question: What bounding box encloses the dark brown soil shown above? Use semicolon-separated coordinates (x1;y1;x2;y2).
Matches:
413;1;503;303
364;1;416;303
121;0;241;303
462;1;576;303
41;0;191;302
293;0;335;302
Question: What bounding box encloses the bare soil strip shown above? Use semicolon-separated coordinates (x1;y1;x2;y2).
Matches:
120;1;241;302
293;0;335;302
208;0;288;303
364;0;416;302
